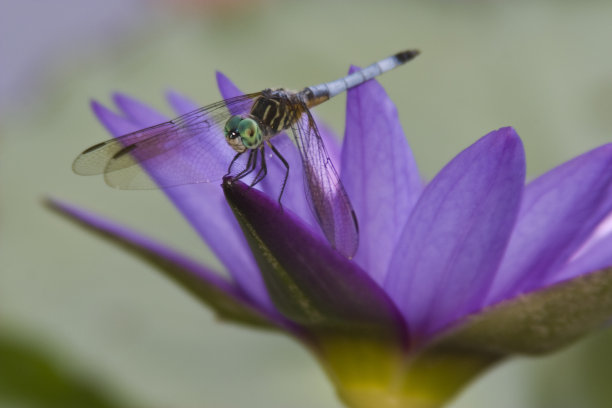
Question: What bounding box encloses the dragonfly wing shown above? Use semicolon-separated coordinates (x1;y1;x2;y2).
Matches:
73;93;260;189
291;107;359;258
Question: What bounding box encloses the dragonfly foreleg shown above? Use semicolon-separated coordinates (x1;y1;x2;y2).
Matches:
226;152;244;178
234;149;258;181
267;141;289;206
250;148;267;187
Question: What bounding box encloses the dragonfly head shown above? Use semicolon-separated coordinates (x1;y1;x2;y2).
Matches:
224;115;262;152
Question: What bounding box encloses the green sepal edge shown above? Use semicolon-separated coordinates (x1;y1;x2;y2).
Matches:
46;199;278;331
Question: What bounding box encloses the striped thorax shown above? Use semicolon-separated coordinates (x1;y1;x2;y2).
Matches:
223;88;305;153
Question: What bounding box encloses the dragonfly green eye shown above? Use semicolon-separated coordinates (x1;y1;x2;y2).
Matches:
224;115;243;139
237;118;262;149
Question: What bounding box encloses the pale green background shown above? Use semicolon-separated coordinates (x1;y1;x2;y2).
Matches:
2;0;612;407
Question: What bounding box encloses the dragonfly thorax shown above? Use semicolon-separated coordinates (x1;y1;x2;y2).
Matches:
250;89;305;134
223;90;304;153
224;115;263;152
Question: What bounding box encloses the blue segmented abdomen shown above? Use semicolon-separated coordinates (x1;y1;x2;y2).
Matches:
304;49;420;107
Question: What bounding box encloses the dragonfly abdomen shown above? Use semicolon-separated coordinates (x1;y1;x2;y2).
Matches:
303;49;420;109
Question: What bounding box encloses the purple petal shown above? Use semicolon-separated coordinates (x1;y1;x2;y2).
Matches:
112;92;167;124
215;70;243;100
165;89;199;114
570;211;612;261
341;66;423;284
384;127;525;342
556;232;612;283
222;178;409;345
316;119;341;168
485;144;612;305
46;198;281;328
92;96;274;311
90;100;136;136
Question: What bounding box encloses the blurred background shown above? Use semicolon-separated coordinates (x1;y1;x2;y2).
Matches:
2;0;612;407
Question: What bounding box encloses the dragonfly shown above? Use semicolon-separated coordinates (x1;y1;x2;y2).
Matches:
73;49;420;259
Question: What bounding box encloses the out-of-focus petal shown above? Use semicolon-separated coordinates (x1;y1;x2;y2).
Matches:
112;92;167;124
385;128;525;342
570;211;612;260
91;96;273;311
46;198;281;329
90;100;138;136
223;178;410;391
341;66;422;284
486;144;612;305
555;233;612;283
165;89;199;116
215;70;243;100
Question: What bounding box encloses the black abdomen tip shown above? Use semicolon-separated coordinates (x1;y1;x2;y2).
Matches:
395;49;420;63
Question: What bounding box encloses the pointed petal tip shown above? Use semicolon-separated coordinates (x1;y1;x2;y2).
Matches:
215;70;232;89
222;176;275;211
482;126;524;158
111;91;167;125
489;126;520;142
164;88;180;100
111;91;148;112
111;91;130;105
89;98;101;109
44;197;85;217
42;196;60;211
164;87;194;102
348;64;360;74
89;99;107;118
385;124;526;338
164;88;180;108
45;198;90;223
216;71;243;100
165;88;199;116
215;70;226;81
222;176;247;200
111;91;137;113
88;99;128;137
496;125;516;134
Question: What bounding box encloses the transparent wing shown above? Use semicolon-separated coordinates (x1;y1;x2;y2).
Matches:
290;105;359;258
73;93;261;189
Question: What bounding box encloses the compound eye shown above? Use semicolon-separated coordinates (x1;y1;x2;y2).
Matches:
238;118;262;149
224;115;243;139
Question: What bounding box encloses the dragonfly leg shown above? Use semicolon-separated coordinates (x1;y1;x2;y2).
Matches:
251;148;268;187
234;149;258;181
226;152;244;178
267;141;289;206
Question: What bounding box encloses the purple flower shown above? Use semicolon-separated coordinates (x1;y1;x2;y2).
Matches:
50;70;612;408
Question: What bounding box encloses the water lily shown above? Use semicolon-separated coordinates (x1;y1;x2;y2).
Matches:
50;68;612;408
